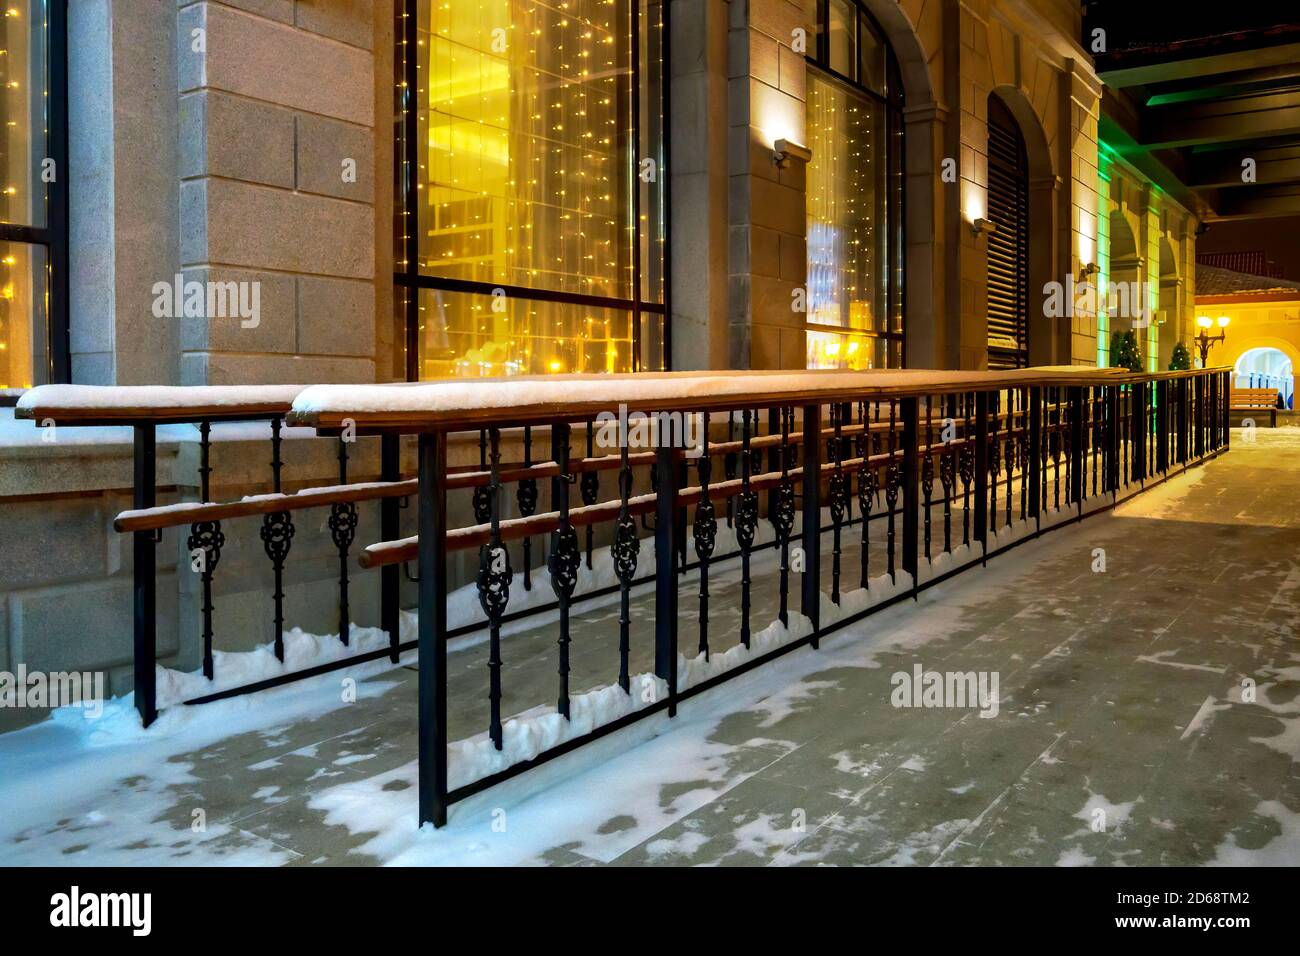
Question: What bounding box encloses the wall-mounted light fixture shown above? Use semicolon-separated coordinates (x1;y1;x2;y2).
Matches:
1078;262;1099;282
1193;315;1229;366
970;217;998;237
772;138;812;169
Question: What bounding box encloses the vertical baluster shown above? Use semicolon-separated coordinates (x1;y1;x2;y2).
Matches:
581;422;599;569
829;405;847;603
548;424;579;719
187;420;224;680
1052;388;1062;510
773;406;796;627
654;421;679;718
1028;386;1042;526
801;403;822;644
858;431;876;590
974;392;989;562
921;397;933;564
1018;388;1029;520
939;396;955;554
472;430;491;524
736;409;758;647
694;413;716;659
260;418;294;662
988;391;1001;533
612;434;639;692
518;425;538;589
724;411;737;528
1004;390;1014;527
885;400;900;581
477;428;512;749
960;392;973;547
328;436;359;646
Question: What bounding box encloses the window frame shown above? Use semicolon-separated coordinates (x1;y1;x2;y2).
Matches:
804;0;905;368
394;0;671;381
0;0;69;386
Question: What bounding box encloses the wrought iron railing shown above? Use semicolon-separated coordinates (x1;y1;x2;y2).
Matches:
13;368;1231;826
281;365;1231;827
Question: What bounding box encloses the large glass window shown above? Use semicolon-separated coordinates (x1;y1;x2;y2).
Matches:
0;0;64;388
803;0;903;370
397;0;665;379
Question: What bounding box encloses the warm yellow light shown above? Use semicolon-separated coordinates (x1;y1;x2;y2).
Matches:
1196;316;1212;329
548;360;563;373
1217;316;1230;328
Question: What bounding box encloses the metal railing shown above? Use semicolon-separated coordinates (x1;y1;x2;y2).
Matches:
281;365;1231;827
13;368;1232;826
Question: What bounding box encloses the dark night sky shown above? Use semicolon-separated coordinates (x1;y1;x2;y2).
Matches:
1198;217;1300;281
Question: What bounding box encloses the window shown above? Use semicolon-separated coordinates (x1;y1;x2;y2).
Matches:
0;0;66;388
803;0;903;370
396;0;666;380
986;94;1028;369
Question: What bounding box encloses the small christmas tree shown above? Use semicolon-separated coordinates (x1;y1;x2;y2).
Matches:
1109;329;1143;372
1168;341;1191;371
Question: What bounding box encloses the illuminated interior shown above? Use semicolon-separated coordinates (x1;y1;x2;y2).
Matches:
0;0;45;390
413;0;663;379
803;1;902;371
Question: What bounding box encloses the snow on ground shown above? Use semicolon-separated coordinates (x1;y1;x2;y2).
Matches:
2;452;1292;866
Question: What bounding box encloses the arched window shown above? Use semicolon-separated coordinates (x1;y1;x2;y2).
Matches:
986;93;1029;369
803;0;904;369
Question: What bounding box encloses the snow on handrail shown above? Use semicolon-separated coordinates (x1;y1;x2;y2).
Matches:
285;366;1188;431
15;383;307;424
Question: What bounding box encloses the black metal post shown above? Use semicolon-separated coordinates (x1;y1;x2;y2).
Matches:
1027;386;1042;524
654;427;679;717
133;424;158;728
1108;385;1121;494
1069;386;1084;510
973;392;988;563
801;404;821;645
381;433;401;662
1156;379;1169;474
417;432;449;828
901;397;919;593
1177;378;1189;466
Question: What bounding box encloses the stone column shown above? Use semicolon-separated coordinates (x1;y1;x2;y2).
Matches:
669;0;730;371
728;0;808;370
175;0;378;385
69;0;182;385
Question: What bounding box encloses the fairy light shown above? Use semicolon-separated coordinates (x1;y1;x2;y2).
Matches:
414;0;652;378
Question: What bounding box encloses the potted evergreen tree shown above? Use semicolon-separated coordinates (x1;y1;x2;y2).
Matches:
1168;341;1191;371
1109;329;1143;372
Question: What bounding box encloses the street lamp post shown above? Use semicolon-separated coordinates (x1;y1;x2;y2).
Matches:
1193;315;1230;366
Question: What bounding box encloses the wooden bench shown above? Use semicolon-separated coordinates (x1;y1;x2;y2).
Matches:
1229;388;1279;427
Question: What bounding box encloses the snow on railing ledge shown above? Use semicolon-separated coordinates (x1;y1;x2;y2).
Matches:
15;383;307;424
286;367;1157;429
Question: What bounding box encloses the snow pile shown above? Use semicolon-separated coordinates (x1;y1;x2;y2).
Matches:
156;618;415;709
447;673;667;790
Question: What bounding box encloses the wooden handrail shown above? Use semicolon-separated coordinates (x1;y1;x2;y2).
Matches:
288;366;1229;432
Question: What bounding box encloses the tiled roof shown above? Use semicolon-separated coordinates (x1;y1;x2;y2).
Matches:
1194;264;1300;297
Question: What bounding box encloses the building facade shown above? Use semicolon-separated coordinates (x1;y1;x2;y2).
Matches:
2;0;1237;728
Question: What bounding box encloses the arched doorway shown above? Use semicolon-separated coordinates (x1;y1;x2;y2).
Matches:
986;94;1029;369
1106;211;1142;366
1157;237;1180;370
1235;347;1293;409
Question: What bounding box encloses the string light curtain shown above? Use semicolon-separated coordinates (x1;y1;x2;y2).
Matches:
0;0;49;389
802;0;903;370
402;0;665;379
